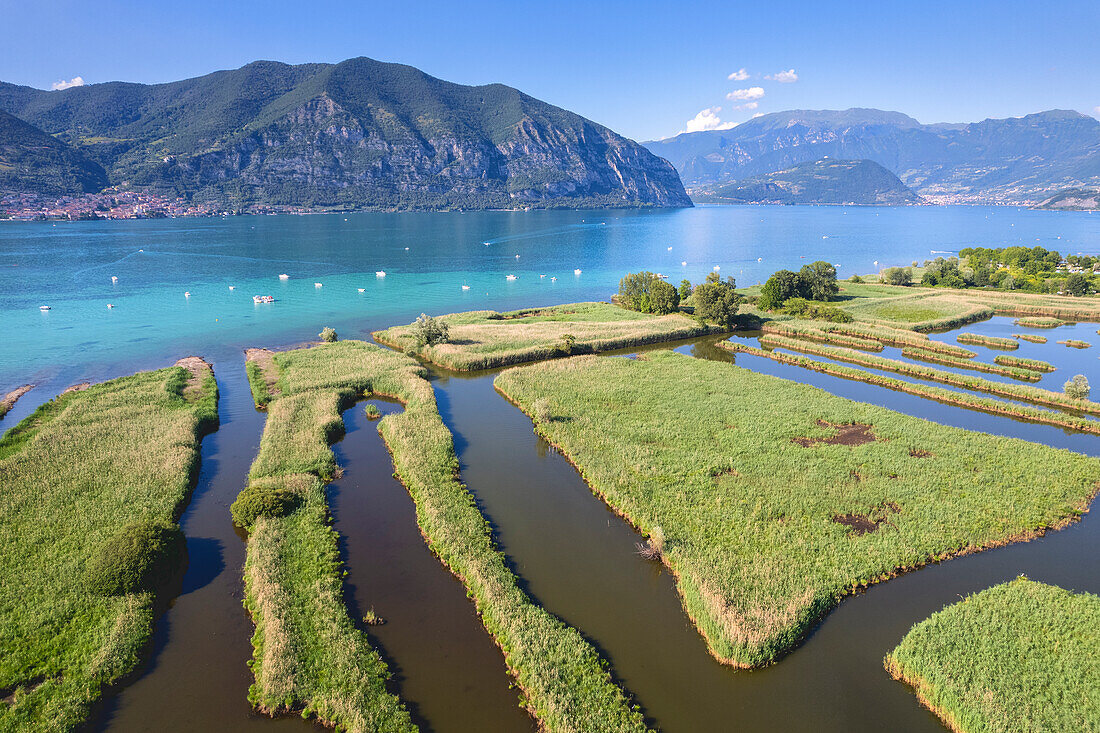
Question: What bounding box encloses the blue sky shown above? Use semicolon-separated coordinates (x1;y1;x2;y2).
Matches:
2;0;1098;141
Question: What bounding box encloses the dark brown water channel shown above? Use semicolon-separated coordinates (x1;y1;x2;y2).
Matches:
430;337;1100;733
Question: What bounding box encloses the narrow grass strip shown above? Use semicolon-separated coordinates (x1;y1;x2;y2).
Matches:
900;349;1039;381
241;341;649;733
886;578;1099;733
756;334;1100;416
0;360;217;731
764;319;976;358
1057;339;1091;349
1013;317;1065;328
955;333;1019;350
495;352;1099;668
761;321;884;351
993;355;1056;373
1014;333;1048;344
720;341;1100;435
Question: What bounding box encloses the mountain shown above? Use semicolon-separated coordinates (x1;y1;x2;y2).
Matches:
644;108;1100;204
690;158;923;206
0;110;108;195
0;58;689;210
1034;187;1100;211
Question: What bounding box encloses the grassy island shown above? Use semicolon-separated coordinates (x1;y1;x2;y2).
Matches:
0;359;217;731
495;351;1099;668
886;578;1099;733
372;301;718;370
240;341;647;733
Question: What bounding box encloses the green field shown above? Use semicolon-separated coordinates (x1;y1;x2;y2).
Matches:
886;578;1099;733
0;360;217;730
373;301;716;370
240;341;647;733
495;351;1099;667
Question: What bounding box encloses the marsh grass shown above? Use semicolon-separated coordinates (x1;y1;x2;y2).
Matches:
373;302;718;370
495;351;1099;668
720;341;1100;435
898;349;1039;381
1057;339;1091;349
757;334;1100;416
0;361;217;731
240;341;646;733
885;578;1099;733
1013;317;1065;328
1014;333;1048;344
763;319;977;358
992;355;1056;373
956;333;1019;350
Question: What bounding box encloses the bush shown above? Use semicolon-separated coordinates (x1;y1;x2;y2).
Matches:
799;261;839;301
679;279;693;300
758;270;805;310
618;271;680;314
411;313;450;347
86;520;186;595
1064;374;1090;400
364;403;382;419
781;297;854;323
882;267;913;286
557;333;578;356
318;327;338;343
231;485;302;528
849;274;864;283
1065;273;1090;296
693;281;739;329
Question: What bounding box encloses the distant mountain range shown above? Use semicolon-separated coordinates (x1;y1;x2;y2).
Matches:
690;158;923;206
644;108;1100;205
0;58;689;210
1036;186;1100;211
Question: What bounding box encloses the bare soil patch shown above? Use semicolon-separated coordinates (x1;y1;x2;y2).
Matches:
173;356;213;401
0;384;33;418
792;420;877;447
245;348;281;396
833;502;901;536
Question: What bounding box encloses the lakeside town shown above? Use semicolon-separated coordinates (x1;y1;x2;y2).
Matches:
0;189;314;220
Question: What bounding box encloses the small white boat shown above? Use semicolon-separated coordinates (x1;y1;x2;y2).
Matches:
551;276;558;281
681;261;687;266
184;292;191;298
39;305;51;311
667;246;673;251
515;254;520;259
107;304;114;309
358;288;365;293
757;257;762;262
314;282;323;288
279;274;289;280
574;269;582;275
656;273;667;279
506;274;518;281
462;285;471;290
713;266;720;271
376;271;386;277
822;235;828;239
483;241;491;246
229;286;235;291
253;295;275;304
405;247;410;250
874;261;879;266
539;274;546;278
111;276;118;283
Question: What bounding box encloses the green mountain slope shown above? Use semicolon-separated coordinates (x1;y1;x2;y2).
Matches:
0;58;689;209
691;158;923;205
0;110;108;195
644;108;1100;204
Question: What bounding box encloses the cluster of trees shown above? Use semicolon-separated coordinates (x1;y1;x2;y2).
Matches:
878;251;1097;296
617;270;740;329
758;261;839;310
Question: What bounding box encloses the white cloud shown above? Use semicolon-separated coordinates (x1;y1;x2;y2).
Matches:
765;69;798;83
734;101;759;111
752;112;765;118
681;107;738;134
728;68;750;81
51;76;85;90
1095;106;1100;117
727;86;765;101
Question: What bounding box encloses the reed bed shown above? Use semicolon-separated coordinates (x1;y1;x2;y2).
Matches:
955;333;1019;350
765;319;977;358
0;361;217;731
495;351;1099;668
993;355;1056;373
899;349;1039;381
1013;317;1065;328
1014;334;1048;344
886;578;1099;733
1057;339;1091;349
719;342;1100;435
840;292;993;332
373;302;717;371
761;322;884;351
757;334;1100;416
240;341;648;733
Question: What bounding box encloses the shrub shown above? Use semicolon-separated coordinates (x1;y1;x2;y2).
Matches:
231;485;302;529
758;270;805;310
364;403;382;419
781;298;854;323
882;267;913;286
557;333;578;355
799;261;839;301
411;313;450;347
533;397;553;423
1064;374;1090;400
693;281;740;329
86;520;186;595
618;271;680;314
318;327;338;343
849;274;864;283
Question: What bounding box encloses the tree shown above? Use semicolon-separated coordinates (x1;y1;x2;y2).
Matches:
411;313;449;347
618;271;680;314
798;261;839;301
882;267;913;286
1064;374;1090;400
693;280;739;329
921;257;970;288
1064;273;1090;296
679;279;693;300
758;270;805;310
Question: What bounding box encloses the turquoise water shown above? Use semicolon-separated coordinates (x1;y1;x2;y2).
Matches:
2;205;1097;389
